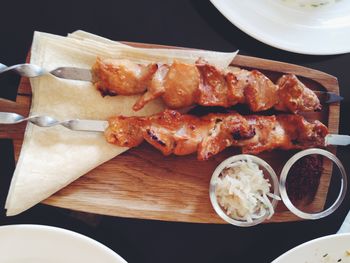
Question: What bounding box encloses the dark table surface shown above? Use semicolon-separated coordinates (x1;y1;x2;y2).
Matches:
0;1;349;262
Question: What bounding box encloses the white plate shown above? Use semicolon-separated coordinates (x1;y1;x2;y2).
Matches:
210;0;350;55
272;233;350;263
0;224;127;263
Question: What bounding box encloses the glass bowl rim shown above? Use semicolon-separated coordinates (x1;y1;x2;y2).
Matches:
209;154;280;227
279;148;347;220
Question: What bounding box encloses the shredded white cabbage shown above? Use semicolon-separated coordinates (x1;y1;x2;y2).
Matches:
215;158;277;222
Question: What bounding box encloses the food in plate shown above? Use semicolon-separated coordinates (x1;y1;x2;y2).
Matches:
280;0;341;9
214;158;276;222
92;58;321;113
105;109;328;160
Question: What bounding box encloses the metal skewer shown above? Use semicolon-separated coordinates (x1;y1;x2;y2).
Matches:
0;112;108;132
0;62;343;103
0;112;349;146
0;63;91;81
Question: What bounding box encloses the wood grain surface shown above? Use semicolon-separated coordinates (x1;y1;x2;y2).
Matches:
0;43;340;223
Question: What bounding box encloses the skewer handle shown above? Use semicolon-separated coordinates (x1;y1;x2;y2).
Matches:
0;63;46;77
326;134;350;146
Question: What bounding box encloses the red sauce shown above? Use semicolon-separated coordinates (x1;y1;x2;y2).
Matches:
286;155;323;204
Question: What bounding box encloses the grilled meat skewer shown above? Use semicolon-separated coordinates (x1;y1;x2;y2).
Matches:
105;110;328;160
92;58;321;113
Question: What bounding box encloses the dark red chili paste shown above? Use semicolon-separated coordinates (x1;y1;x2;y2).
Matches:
286;155;323;203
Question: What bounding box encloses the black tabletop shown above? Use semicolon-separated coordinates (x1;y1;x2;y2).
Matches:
0;1;349;262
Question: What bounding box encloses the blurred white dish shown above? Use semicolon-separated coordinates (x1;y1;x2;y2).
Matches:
210;0;350;55
273;197;350;262
0;224;127;263
272;233;350;263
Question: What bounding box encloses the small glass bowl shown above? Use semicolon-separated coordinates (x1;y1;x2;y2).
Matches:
209;154;280;227
279;148;347;220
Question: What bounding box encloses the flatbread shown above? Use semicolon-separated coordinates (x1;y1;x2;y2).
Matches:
5;31;237;216
68;30;131;47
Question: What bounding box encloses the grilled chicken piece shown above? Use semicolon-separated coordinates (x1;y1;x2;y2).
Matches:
161;61;200;109
239;114;327;154
275;74;321;113
92;58;157;96
105;110;328;160
92;58;321;113
225;68;279;111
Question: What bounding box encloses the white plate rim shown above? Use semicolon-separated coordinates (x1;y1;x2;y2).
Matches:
210;0;350;55
272;233;350;262
0;224;127;263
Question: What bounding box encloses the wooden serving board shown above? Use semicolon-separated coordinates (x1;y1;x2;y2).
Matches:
0;43;340;223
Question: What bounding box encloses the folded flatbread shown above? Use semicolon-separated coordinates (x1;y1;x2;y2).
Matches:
5;31;237;216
